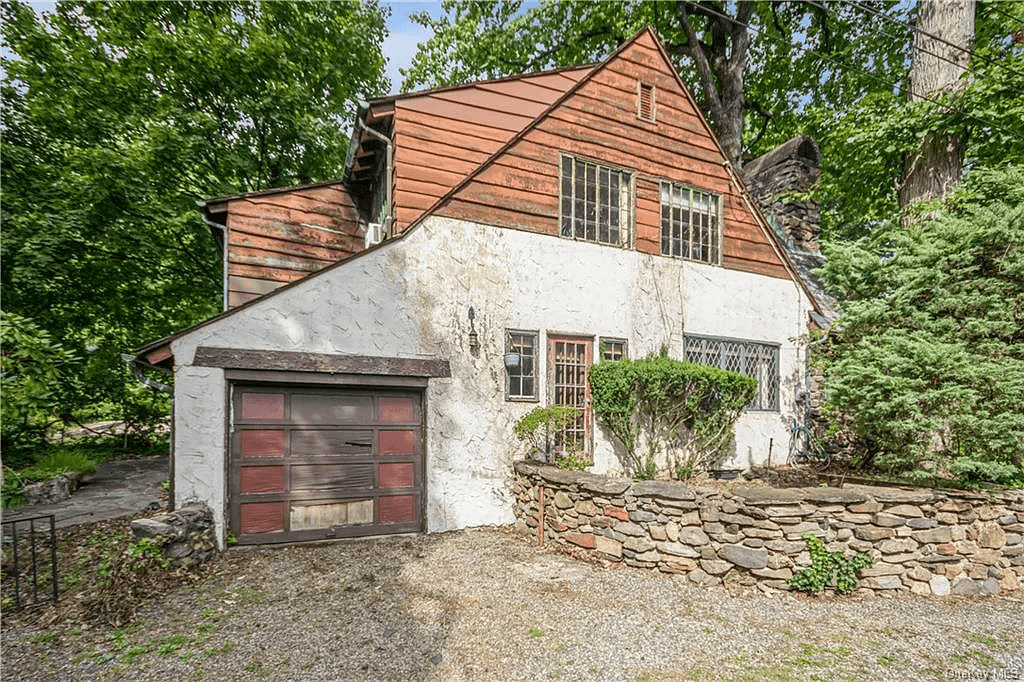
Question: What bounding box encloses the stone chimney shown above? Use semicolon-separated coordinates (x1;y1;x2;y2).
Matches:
742;135;822;253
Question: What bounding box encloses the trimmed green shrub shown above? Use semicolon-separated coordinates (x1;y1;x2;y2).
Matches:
589;354;756;479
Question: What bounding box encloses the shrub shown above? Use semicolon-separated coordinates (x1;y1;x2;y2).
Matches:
513;405;584;469
821;166;1024;486
589;354;755;479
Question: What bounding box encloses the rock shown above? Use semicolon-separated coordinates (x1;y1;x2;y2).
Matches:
613;521;645;537
855;527;895;542
885;504;924;518
879;538;918;554
742;527;783;540
575;500;600;516
976;506;1004;521
929;575;951;596
860;488;933;504
630;480;696;501
999;570;1021;592
873;513;905;528
719;545;768;570
131;518;175;539
906;566;932;582
165;542;193;559
861;563;904;577
951;577;982;595
687;568;721;586
906;518;938;529
578;475;631;496
1005;533;1022;547
976;522;1007;549
838;512;872;524
664;522;680;542
537;467;579;486
935;512;958;525
658;542;700;558
565;534;596;549
913;527;953;544
862;575;902;590
849;502;884;514
909;580;932;596
629;510;657;523
604;506;629;521
634;550;662;563
701;559;733;576
936;544;958;556
676;511;701;526
594;536;622;558
649;525;667;541
751;567;793;580
624;537;656;553
802;488;868;504
677;527;711;546
734;489;806;506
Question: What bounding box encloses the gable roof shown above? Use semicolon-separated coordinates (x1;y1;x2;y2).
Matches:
136;27;822;366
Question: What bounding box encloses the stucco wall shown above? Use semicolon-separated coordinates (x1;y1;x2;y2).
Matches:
170;217;810;540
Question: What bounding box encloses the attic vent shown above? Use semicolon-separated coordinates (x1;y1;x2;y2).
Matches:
638;82;655;122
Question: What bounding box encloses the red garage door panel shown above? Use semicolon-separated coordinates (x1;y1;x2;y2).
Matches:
231;386;423;544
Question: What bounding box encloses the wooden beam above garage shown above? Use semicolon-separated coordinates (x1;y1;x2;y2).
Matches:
192;347;451;378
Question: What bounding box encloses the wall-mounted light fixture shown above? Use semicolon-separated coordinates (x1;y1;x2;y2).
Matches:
468;306;479;351
503;350;521;371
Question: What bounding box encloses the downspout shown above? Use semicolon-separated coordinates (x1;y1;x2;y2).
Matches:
355;114;393;238
122;354;175;510
198;209;230;312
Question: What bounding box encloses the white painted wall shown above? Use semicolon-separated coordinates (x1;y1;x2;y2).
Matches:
171;217;810;542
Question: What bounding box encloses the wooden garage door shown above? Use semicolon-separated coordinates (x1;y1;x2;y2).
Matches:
230;385;423;544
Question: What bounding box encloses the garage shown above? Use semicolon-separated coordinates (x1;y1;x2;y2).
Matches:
229;384;424;544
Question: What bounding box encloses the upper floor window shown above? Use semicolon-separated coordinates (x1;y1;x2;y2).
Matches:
683;335;779;411
560;155;633;247
660;182;721;264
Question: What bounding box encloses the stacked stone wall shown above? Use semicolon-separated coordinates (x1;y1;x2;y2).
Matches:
513;462;1024;597
130;502;216;567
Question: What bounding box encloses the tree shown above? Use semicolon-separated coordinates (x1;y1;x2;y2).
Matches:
1;1;389;447
898;0;976;210
820;166;1024;485
402;1;900;170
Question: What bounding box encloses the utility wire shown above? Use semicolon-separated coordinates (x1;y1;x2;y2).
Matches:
842;0;1024;81
680;0;1022;141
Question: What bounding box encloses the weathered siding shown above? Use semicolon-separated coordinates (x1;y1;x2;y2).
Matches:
390;67;591;234
435;31;790;280
225;183;363;308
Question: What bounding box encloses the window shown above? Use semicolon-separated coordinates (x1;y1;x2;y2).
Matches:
560;155;633;246
638;82;655;122
660;182;721;264
683;335;779;411
600;337;628;361
505;330;538;400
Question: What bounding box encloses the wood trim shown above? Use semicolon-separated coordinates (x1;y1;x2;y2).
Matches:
224;369;429;388
194;347;451;378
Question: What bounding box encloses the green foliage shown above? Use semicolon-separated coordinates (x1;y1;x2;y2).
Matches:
787;533;872;596
821;166;1024;486
0;312;79;448
1;1;389;446
589;355;755;479
513;405;583;469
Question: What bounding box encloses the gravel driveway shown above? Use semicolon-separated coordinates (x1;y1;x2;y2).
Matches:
4;527;1022;681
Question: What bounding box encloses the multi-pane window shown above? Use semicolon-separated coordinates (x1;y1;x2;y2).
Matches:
660;182;721;264
683;335;779;411
505;331;538;400
560;155;633;246
600;337;628;361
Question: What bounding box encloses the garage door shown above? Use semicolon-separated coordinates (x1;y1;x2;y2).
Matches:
230;385;424;544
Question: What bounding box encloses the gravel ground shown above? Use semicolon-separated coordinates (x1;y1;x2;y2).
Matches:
3;526;1023;682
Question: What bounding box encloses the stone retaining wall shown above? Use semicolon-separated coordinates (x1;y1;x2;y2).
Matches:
130;503;216;567
513;462;1024;597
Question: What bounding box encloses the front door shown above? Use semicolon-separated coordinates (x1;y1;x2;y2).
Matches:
548;335;593;455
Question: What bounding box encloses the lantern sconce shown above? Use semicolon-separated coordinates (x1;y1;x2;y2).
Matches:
503;349;521;371
468;306;479;351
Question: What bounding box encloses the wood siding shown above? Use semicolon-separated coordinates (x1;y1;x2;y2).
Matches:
433;32;790;280
225;183;363;308
390;67;592;235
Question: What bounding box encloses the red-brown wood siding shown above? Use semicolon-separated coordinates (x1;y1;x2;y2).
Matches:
225;183;363;308
389;68;592;235
434;32;790;280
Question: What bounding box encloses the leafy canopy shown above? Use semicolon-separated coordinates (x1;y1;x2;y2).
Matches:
1;1;389;448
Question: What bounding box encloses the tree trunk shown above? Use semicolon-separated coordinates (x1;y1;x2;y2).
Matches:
898;0;975;211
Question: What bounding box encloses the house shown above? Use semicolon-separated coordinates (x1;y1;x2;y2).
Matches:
134;27;821;547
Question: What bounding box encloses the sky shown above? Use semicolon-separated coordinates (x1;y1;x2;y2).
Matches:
382;1;441;94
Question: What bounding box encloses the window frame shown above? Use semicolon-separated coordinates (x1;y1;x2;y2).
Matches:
682;334;780;411
504;329;539;402
559;154;635;248
659;180;722;265
599;337;629;362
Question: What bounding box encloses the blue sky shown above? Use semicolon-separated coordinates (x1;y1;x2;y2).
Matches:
382;1;441;93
